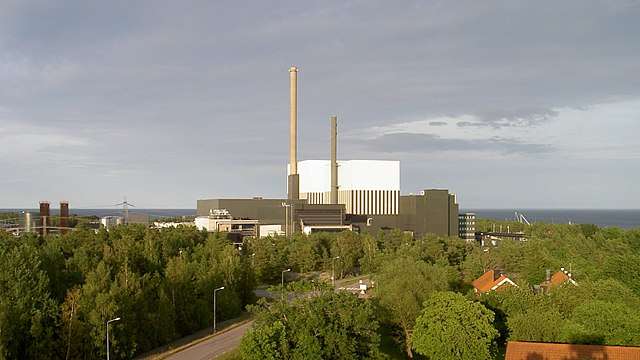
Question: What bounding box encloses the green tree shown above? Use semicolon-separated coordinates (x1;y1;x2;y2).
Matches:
240;292;381;359
561;300;640;345
0;242;57;359
507;307;564;342
412;292;498;360
374;257;450;358
330;231;363;279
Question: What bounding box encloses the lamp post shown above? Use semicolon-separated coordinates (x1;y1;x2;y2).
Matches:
106;317;120;360
213;286;225;333
281;202;291;237
281;268;291;300
332;256;340;288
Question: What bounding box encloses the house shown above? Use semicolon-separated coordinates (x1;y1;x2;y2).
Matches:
538;267;578;294
505;341;640;360
472;269;518;294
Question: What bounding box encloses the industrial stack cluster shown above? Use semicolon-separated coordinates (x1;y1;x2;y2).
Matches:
196;66;475;240
22;201;71;235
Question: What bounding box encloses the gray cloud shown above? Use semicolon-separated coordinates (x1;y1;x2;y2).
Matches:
360;133;553;155
429;121;448;126
456;108;559;129
0;0;638;208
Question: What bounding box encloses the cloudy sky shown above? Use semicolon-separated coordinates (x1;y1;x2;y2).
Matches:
1;0;639;209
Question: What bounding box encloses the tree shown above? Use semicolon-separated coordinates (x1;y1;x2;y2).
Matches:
330;231;363;279
507;307;564;342
374;257;450;358
287;235;319;273
360;234;381;274
0;242;57;359
561;300;640;346
412;292;498;360
240;292;381;359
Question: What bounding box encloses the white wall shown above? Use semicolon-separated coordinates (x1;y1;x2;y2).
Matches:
289;160;400;193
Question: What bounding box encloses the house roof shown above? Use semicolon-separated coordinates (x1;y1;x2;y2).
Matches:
549;271;577;287
505;341;640;360
472;270;516;293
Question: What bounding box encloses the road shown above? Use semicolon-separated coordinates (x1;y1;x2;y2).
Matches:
165;321;253;360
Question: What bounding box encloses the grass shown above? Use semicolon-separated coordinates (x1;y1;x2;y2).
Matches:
214;348;242;360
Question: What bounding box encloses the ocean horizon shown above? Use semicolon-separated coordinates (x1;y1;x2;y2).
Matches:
2;208;638;229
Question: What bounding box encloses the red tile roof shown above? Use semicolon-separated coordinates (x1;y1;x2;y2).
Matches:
505;341;640;360
472;270;515;293
549;271;570;287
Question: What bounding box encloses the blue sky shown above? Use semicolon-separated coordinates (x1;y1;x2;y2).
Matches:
1;0;639;208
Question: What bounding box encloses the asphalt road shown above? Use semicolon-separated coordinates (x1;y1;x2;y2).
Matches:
165;321;253;360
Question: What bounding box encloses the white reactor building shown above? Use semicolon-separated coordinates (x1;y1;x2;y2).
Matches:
288;159;400;215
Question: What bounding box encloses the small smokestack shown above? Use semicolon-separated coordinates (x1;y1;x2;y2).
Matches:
330;115;338;204
39;201;50;236
288;66;300;201
24;212;32;233
60;201;69;234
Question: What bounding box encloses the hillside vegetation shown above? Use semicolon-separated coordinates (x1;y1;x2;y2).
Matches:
1;221;639;359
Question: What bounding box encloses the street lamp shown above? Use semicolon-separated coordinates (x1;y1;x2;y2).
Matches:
106;317;121;360
213;286;225;333
281;202;291;237
281;268;291;300
332;256;341;288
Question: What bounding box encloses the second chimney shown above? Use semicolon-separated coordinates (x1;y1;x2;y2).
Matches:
39;201;50;236
60;201;69;234
330;115;338;204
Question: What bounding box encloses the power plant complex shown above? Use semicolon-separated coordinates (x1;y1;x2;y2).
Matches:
197;66;472;239
3;66;475;240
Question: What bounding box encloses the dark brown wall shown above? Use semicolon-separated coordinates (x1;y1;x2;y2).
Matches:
448;194;459;237
371;190;460;237
39;202;50;236
197;198;287;224
60;201;69;233
424;190;450;236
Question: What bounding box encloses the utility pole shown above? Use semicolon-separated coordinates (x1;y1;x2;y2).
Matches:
213;286;225;333
281;202;291;237
281;268;291;300
114;197;135;224
332;256;340;288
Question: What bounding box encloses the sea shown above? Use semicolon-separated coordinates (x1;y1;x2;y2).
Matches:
463;209;640;229
1;208;639;229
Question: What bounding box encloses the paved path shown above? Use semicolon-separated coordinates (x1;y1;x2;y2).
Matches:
165;321;253;360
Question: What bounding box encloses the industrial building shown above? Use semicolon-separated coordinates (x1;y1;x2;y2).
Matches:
458;212;476;242
197;66;464;239
195;209;259;239
294;160;400;215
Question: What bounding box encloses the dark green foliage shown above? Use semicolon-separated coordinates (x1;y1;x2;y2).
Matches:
474;221;640;351
240;291;381;359
412;292;498;360
374;257;451;357
0;226;254;359
0;241;57;358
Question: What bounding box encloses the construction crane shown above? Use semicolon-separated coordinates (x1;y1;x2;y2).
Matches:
114;197;135;224
514;211;531;225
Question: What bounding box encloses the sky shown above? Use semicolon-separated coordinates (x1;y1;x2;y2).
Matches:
1;0;639;209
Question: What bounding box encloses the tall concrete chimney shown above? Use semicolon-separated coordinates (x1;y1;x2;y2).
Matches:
288;66;300;200
330;115;338;204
